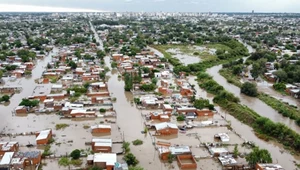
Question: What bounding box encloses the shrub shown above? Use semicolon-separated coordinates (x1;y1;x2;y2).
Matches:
124;153;139;166
122;142;130;153
55;123;69;130
177;114;185;121
132;139;143;146
99;108;106;113
241;82;258;97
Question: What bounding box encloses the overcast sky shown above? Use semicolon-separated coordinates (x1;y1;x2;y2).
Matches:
0;0;300;12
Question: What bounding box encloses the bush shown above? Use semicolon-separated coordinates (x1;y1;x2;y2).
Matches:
241;82;258;97
55;124;69;130
19;99;39;107
0;95;10;102
99;108;106;113
122;142;130;153
70;149;81;160
132;139;143;146
177;114;185;121
140;83;156;92
124;153;139;166
273;83;286;91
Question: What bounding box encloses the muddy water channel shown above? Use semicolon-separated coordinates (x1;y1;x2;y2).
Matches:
207;41;300;132
105;57;169;170
188;76;300;170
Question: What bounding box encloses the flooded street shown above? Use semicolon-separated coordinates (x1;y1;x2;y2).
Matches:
0;48;57;132
105;57;168;170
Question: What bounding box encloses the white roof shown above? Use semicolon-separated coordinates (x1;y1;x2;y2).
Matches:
92;138;112;143
94;153;117;166
169;146;191;155
43;99;54;103
92;139;112;147
216;133;230;142
91;124;111;129
163;104;172;109
36;129;51;141
70;109;87;114
209;148;228;154
52;84;63;89
0;152;14;165
154;122;178;130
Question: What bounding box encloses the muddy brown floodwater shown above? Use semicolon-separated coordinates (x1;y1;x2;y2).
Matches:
105;56;170;170
0;48;58;133
187;76;300;170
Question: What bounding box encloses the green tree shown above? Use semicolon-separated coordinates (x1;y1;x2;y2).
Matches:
68;61;77;69
273;83;286;91
97;50;106;60
232;65;242;75
273;70;287;82
111;61;118;68
124;73;133;91
0;70;3;79
167;153;175;163
246;147;272;168
193;98;210;110
151;78;158;85
19;99;39;107
250;63;261;80
123;153;139;166
233;144;239;158
122;142;130;153
70;149;81;160
1;95;10;102
241;82;258;97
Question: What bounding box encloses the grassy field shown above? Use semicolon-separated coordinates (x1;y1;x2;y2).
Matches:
154;44;222;62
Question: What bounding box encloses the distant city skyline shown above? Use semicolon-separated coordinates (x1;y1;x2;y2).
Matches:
0;0;300;13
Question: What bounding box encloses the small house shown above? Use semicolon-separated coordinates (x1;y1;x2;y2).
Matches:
15;106;28;115
154;122;178;135
88;153;117;170
256;163;284;170
35;129;52;145
91;125;111;134
92;139;112;153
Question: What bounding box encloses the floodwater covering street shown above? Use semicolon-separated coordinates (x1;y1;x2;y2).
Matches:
0;48;58;132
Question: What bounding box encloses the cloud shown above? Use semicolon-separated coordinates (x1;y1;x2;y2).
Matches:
0;4;106;12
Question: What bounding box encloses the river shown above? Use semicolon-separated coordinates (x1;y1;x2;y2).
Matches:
207;42;300;132
188;75;300;170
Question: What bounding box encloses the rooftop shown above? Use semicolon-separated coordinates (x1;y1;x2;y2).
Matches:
93;153;117;166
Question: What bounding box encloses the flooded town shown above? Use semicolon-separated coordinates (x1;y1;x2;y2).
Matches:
0;10;299;170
